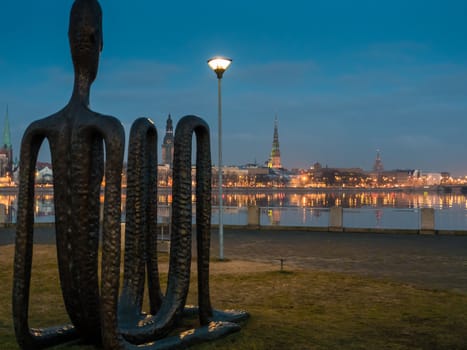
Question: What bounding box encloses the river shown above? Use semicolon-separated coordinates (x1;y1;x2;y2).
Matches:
1;188;466;230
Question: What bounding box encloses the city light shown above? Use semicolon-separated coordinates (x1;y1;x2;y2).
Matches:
207;57;232;78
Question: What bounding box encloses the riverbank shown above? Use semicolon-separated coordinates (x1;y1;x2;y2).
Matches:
1;184;466;194
2;226;467;293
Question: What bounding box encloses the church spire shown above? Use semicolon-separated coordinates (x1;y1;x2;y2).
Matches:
0;105;13;177
161;113;174;167
166;113;173;134
373;149;384;172
268;115;282;169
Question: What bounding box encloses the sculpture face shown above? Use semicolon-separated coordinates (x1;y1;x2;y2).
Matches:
68;0;103;84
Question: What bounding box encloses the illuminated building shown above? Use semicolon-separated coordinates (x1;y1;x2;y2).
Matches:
157;164;172;187
373;149;384;173
36;165;53;184
379;169;413;186
371;149;384;185
0;106;13;178
267;116;282;169
35;162;54;184
312;167;369;187
161;114;174;168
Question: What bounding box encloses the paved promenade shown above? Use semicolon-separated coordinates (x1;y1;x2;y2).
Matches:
1;226;467;292
213;229;467;293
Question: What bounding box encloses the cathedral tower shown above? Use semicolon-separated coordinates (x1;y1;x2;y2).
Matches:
373;149;384;173
0;106;13;177
267;116;282;169
161;114;174;167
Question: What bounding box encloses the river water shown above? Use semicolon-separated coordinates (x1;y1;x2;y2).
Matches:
212;189;467;231
1;189;466;231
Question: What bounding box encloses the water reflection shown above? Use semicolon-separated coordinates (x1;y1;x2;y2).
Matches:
214;190;467;210
1;189;466;224
0;193;16;223
35;194;54;216
375;209;383;228
265;208;281;225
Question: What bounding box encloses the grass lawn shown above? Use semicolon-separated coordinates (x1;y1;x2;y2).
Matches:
1;244;467;349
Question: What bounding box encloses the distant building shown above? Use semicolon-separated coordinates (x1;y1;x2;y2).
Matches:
313;166;368;187
418;172;443;186
0;107;13;178
380;169;414;186
267;116;282;169
161;114;174;167
373;149;384;173
36;165;53;184
244;165;269;176
157;164;172;187
371;149;384;184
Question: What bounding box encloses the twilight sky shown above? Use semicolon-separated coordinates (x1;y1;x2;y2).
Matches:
0;1;466;175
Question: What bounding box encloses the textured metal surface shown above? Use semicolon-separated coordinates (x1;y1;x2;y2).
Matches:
108;116;248;349
13;0;123;348
119;117;161;325
13;1;247;349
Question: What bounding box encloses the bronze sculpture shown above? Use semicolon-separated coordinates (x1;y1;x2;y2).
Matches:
12;0;247;349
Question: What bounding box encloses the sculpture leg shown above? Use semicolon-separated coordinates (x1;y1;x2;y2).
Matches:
95;121;128;350
176;116;248;326
13;128;78;350
143;121;161;315
120;118;161;327
63;130;103;342
193;120;214;325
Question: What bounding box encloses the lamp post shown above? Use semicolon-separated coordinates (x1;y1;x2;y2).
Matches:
207;56;232;261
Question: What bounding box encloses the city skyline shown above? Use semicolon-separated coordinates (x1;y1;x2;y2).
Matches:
0;1;466;175
1;109;462;176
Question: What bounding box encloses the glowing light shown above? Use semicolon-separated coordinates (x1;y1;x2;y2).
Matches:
207;57;232;78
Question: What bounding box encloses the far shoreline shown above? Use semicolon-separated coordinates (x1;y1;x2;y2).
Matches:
0;184;465;195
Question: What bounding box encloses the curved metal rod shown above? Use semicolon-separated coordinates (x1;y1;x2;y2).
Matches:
100;116;241;350
13;125;79;350
119;117;161;326
164;115;213;327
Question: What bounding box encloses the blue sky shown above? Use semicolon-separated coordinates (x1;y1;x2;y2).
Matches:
0;1;466;175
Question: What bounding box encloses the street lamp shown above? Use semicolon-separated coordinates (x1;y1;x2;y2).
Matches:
207;56;232;261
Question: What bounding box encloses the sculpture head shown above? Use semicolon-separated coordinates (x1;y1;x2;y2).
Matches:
68;0;103;85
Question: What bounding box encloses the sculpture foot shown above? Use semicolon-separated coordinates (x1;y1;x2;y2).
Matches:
183;305;250;324
148;321;240;350
17;324;78;350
